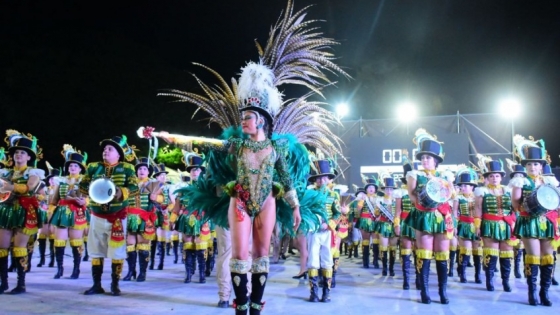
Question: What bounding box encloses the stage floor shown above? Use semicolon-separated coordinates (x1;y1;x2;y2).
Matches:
3;250;559;314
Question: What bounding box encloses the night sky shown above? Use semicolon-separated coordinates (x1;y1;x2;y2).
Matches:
2;0;560;169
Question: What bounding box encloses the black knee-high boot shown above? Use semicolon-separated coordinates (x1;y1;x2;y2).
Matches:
25;235;36;273
514;249;523;279
413;252;420;290
418;258;431;304
205;247;214;276
448;249;456;277
473;254;483;284
231;272;249;315
332;258;339;288
172;240;179;264
308;269;320;302
372;243;380;269
459;253;470;283
123;250;137;281
362;245;370;268
53;246;65;279
526;264;539;306
183;250;194;283
381;250;388;276
347;244;353;259
36;238;46;267
48;238;55;267
321;271;332;303
500;257;512;292
157;242;165;270
10;254;27;294
250;273;268;314
137;249;149;282
70;246;82;279
196;250;206;283
540;264;553;306
82;240;89;262
149;241;157;270
402;254;411;290
436;260;449;304
389;249;396;277
0;256;8;294
84;258;105;295
485;255;498;291
110;260;123;296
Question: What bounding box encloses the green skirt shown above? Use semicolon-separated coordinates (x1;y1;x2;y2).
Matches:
50;205;88;230
457;221;478;241
176;214;203;236
0;200;42;234
400;219;416;239
357;217;376;233
481;220;510;241
514;215;556;239
373;221;396;238
403;208;446;234
38;210;48;226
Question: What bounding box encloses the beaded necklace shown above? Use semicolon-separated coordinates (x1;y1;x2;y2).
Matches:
243;139;271;153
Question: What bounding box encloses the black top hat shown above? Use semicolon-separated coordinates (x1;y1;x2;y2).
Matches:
521;147;546;166
308;160;335;182
135;157;154;177
354;188;365;197
509;164;526;179
363;178;378;191
8;137;38;166
381;177;396;189
45;168;61;183
100;136;129;162
152;163;169;177
186;155;205;173
483;160;506;177
457;173;477;186
543;164;554;176
64;152;87;174
415;139;444;163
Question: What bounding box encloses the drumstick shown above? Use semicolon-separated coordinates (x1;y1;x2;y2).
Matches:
137;127;223;145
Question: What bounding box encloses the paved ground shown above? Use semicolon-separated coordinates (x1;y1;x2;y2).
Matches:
2;248;559;315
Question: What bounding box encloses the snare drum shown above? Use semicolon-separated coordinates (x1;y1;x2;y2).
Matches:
418;177;452;209
524;184;560;217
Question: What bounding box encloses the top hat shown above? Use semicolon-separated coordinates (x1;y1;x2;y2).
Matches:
415;139;444;163
152;163;169;177
308;160;335;182
100;135;134;162
62;144;87;174
186;155;205;173
381;177;396;189
6;130;40;166
456;172;478;187
135;157;154;177
363;178;378;191
45;167;61;183
521;147;547;166
483;160;506;177
543;164;555;177
509;164;527;179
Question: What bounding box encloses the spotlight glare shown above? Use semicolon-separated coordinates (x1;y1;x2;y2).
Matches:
336;103;349;118
498;97;522;119
397;101;417;122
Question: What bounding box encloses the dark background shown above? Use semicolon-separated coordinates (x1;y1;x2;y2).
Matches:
2;0;559;170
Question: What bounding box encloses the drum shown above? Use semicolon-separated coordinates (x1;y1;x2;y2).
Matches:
525;184;560;216
88;177;116;204
418;177;452;209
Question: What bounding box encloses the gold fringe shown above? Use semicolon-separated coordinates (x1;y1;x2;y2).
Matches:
379;246;388;251
525;255;541;265
109;239;125;248
372;238;380;245
184;242;195;250
321;268;333;277
506;238;520;247
13;247;27;258
362;240;370;246
137;243;150;251
91;258;103;266
69;239;83;247
450;246;457;251
37;234;47;240
0;249;8;258
401;249;412;256
308;269;319;277
195;242;208;250
54;239;67;247
473;247;483;256
416;249;433;259
434;251;449;261
126;245;136;252
111;259;125;264
483;248;499;257
170;234;179;241
499;250;514;258
541;254;554;266
332;248;340;258
389;246;398;251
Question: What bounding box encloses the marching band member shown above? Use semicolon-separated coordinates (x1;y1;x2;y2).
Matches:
511;135;559;306
306;160;340;302
373;175;398;277
78;135;138;296
542;163;559;286
50;145;89;279
453;166;481;284
356;178;379;269
174;154;208;284
507;160;528;279
36;165;60;268
123;157;157;282
346;187;364;259
150;163;173;271
0;130;44;294
395;159;417;290
404;129;454;304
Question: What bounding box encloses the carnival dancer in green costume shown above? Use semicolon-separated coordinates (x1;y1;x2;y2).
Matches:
36;165;60;269
0;130;44;294
404;129;455;304
373;176;398;277
356;178;379;269
511;135;560;306
123;157;157;282
50;144;88;280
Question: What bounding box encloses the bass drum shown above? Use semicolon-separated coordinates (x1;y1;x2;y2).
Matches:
418;177;452;209
88;177;116;204
525;184;560;217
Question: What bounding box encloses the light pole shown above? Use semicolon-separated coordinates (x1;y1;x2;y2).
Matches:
498;97;522;159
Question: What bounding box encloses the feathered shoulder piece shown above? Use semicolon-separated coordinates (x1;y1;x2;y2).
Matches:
513;134;546;163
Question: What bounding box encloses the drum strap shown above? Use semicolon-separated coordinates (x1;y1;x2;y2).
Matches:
458;215;474;223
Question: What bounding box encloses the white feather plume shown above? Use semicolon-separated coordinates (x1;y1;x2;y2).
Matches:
237;62;282;117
